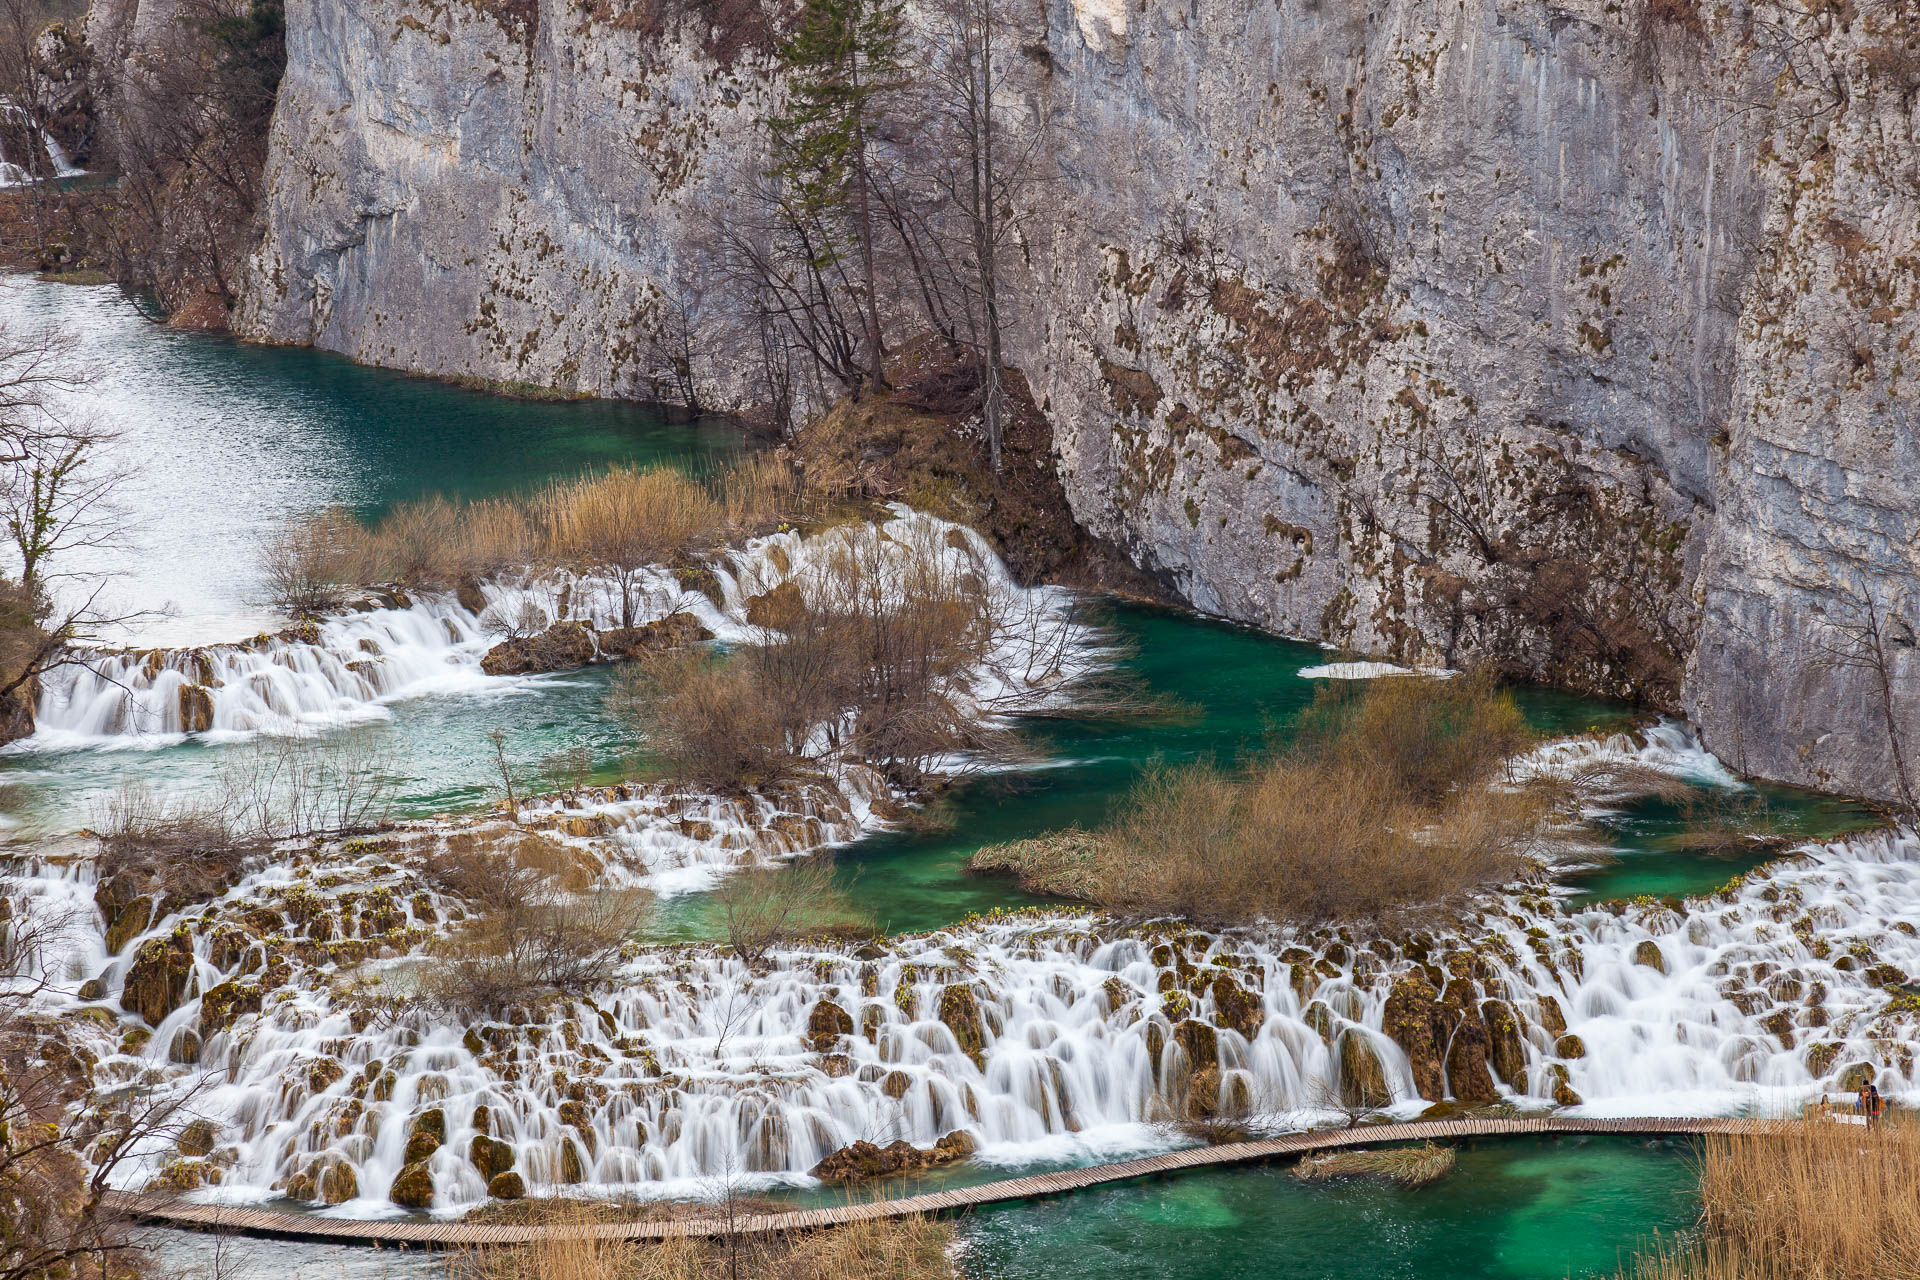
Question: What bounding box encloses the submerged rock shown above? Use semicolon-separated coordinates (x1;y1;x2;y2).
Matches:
388;1161;434;1208
480;613;712;675
810;1130;978;1184
480;621;595;676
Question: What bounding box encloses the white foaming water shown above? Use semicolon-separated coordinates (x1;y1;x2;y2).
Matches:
0;101;84;186
29;595;500;746
13;824;1915;1215
1296;661;1456;680
25;507;1100;754
1516;720;1746;791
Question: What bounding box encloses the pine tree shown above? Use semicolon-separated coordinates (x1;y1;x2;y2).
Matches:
769;0;909;393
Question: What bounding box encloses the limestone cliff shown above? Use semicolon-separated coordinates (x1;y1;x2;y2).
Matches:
162;0;1920;801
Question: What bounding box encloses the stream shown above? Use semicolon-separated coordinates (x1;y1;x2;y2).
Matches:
0;276;1904;1273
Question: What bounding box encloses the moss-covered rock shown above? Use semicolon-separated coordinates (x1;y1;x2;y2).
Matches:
1382;969;1444;1101
1633;940;1667;973
480;621;596;676
1548;1063;1583;1107
487;1170;526;1199
1805;1042;1841;1078
469;1134;515;1182
403;1108;445;1165
1209;974;1264;1040
1173;1018;1218;1075
806;999;854;1053
388;1162;434;1208
938;985;986;1064
1335;1027;1389;1108
558;1136;587;1184
199;980;263;1037
1481;999;1528;1091
103;894;153;956
175;1119;219;1158
1536;994;1568;1037
151;1159;222;1193
1837;1062;1877;1093
123;934;195;1025
1553;1033;1587;1060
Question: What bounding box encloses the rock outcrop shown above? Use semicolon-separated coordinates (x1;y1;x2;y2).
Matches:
112;0;1917;802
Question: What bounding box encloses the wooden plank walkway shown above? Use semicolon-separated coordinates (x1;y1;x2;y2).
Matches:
107;1116;1773;1249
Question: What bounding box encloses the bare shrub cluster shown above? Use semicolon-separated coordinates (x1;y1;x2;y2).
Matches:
420;830;650;1015
2;887;209;1280
973;673;1548;925
609;533;1016;790
1618;1116;1920;1280
712;857;874;967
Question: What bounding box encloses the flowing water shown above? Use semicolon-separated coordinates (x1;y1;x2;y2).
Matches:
0;276;1908;1248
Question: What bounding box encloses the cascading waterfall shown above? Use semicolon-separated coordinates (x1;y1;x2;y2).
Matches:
13;820;1915;1216
0;99;83;186
26;507;1098;750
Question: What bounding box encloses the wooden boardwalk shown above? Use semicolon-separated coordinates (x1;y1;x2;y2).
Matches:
109;1116;1766;1249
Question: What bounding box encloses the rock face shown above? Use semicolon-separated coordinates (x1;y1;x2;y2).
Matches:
206;0;1920;800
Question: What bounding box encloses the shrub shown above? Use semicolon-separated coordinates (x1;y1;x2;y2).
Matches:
609;649;809;790
712;856;873;966
258;506;365;616
421;831;649;1015
541;467;722;627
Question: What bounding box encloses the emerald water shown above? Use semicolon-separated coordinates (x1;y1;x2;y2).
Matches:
959;1136;1699;1280
3;279;744;646
0;275;1875;892
133;1136;1701;1279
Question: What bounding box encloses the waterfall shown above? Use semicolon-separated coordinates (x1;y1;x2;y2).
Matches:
0;98;83;186
13;826;1915;1215
26;507;1099;751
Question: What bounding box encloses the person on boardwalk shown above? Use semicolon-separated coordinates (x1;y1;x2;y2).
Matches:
1818;1093;1833;1120
1869;1084;1885;1128
1859;1082;1874;1119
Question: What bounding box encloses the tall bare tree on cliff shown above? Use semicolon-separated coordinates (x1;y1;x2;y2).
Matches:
769;0;910;394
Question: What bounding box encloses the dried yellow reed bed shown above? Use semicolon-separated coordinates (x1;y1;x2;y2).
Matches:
1620;1116;1920;1279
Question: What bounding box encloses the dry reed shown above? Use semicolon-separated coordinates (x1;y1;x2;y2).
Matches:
1294;1143;1457;1188
1619;1115;1920;1279
448;1208;956;1280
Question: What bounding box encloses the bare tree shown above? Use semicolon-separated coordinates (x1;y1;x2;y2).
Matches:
1;889;214;1280
1812;580;1918;820
921;0;1049;471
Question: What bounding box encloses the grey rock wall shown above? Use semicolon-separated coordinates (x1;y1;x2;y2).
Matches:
209;0;1920;801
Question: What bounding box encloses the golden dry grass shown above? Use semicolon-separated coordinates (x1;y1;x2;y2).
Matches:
1619;1116;1920;1279
972;673;1548;925
447;1209;957;1280
1294;1143;1456;1188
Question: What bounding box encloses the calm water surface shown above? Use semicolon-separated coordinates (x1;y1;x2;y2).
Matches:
135;1136;1700;1280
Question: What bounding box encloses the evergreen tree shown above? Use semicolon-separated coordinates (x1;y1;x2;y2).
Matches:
770;0;909;393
